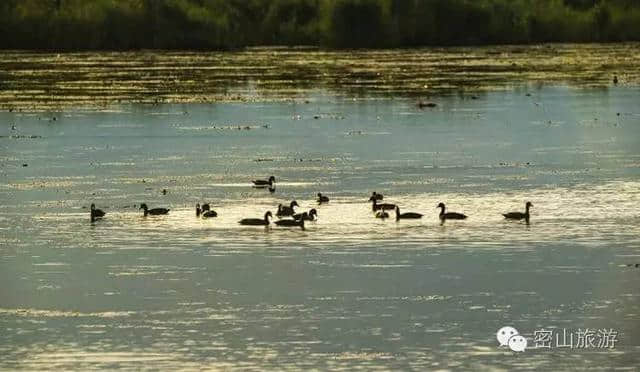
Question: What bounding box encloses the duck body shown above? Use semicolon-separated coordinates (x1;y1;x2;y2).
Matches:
199;203;217;217
90;203;105;222
239;211;272;226
317;193;329;204
293;209;317;221
370;198;396;211
202;210;218;218
140;203;170;216
253;176;275;187
503;202;532;221
437;203;467;220
276;201;299;217
275;218;305;230
418;101;437;109
395;206;423;220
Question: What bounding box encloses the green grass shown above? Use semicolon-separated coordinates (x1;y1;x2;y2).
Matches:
1;0;639;50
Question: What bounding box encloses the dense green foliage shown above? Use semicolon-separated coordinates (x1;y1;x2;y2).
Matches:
1;0;639;50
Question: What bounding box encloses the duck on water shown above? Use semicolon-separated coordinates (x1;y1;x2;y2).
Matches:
395;206;423;220
503;202;532;221
437;202;467;221
200;203;218;218
239;211;272;226
140;203;170;216
90;203;105;222
317;193;329;204
277;201;299;217
293;208;317;221
253;176;275;187
196;203;217;218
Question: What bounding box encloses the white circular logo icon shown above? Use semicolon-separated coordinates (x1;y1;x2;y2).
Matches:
508;334;528;352
496;326;519;347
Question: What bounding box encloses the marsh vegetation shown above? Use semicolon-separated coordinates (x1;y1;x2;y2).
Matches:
2;0;640;50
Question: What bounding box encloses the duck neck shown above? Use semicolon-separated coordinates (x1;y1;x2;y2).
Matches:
525;204;530;216
439;206;445;216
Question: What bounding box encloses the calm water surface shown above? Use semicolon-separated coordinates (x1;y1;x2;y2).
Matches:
1;86;640;370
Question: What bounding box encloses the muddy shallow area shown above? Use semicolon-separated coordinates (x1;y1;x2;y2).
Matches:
1;43;639;111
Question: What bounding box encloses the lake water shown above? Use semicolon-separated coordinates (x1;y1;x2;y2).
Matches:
1;84;640;369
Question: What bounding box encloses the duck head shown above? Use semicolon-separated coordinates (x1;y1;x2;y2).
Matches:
437;202;445;209
309;208;318;219
196;203;201;216
290;201;299;208
264;211;273;220
526;201;533;208
269;176;276;183
139;203;148;211
90;203;96;210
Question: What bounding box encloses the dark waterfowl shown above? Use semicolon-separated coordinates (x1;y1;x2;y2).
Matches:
275;218;305;230
370;192;383;201
503;202;532;221
370;198;396;211
395;206;423;220
253;176;275;187
239;211;272;226
293;208;317;221
375;210;389;219
202;209;218;218
90;203;105;222
418;101;437;109
317;193;329;204
140;203;170;216
196;203;201;217
199;203;218;217
437;202;467;221
276;201;299;217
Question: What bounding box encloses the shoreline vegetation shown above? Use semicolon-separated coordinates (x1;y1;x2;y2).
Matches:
1;0;640;50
